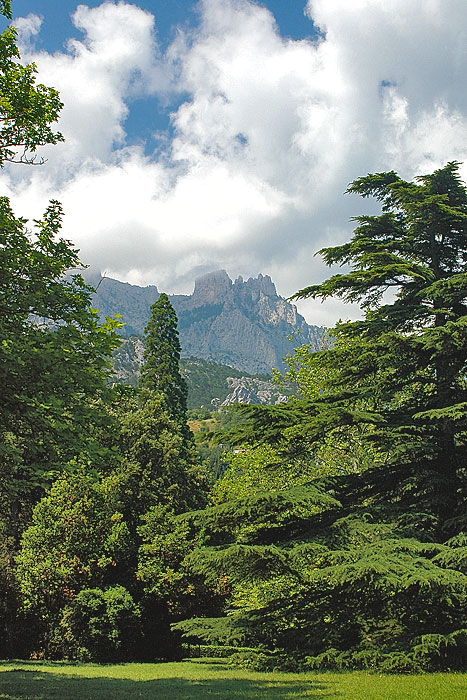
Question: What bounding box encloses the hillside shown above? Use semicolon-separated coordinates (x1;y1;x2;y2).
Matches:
110;343;292;409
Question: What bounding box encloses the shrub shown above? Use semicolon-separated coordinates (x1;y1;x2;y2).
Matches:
182;644;258;658
60;586;141;662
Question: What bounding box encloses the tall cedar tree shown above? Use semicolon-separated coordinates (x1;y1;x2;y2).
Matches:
294;162;467;506
139;293;188;424
232;163;467;514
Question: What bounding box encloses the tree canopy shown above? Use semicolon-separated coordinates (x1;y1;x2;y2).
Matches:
170;164;467;672
232;163;467;510
1;3;466;667
0;4;121;534
293;162;467;505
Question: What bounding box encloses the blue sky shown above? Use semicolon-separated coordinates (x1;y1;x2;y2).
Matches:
2;1;467;324
7;2;320;152
9;1;318;49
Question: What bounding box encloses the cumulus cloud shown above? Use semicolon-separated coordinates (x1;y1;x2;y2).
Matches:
3;0;467;325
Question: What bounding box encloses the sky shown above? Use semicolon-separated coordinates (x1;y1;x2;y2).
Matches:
2;0;467;325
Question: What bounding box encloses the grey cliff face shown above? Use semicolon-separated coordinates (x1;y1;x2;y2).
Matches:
221;377;289;406
90;269;326;374
191;269;232;304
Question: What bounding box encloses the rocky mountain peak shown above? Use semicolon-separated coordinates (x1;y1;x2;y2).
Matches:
244;272;277;298
192;269;232;304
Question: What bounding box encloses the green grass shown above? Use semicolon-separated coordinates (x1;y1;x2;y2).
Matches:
0;659;465;699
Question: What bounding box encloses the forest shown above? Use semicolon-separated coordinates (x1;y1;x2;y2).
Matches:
0;0;466;674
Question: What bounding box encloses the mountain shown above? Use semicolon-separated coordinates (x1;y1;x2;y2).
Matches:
91;269;325;374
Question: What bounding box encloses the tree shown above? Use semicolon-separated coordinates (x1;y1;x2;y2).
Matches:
0;198;122;536
0;1;125;656
115;389;207;519
231;163;467;511
273;339;388;475
15;470;136;658
0;3;63;165
0;2;122;535
171;165;467;672
210;444;320;504
293;162;467;509
139;293;188;424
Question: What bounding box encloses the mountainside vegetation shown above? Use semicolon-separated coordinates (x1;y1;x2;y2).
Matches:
110;341;289;409
0;0;466;675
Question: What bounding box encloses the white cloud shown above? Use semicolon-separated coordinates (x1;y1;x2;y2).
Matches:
3;0;467;325
13;12;42;46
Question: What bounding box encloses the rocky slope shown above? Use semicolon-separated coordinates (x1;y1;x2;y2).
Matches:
110;348;292;408
220;376;289;406
91;269;325;374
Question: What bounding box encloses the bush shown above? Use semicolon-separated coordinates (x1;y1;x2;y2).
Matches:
228;649;303;672
60;586;141;662
379;651;422;674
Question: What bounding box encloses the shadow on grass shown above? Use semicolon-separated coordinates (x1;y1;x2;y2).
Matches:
0;662;339;699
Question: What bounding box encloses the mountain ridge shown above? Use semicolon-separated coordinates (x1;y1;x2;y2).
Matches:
90;269;325;374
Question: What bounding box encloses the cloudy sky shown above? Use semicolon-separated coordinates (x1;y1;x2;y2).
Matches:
2;0;467;325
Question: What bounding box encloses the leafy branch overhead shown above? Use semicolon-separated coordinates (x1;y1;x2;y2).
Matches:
0;19;63;165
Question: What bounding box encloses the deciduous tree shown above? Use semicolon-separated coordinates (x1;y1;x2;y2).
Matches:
0;2;63;165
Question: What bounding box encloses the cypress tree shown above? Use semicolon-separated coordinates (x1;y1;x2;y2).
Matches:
139;293;188;424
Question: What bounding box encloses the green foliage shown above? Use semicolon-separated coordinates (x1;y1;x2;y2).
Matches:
182;644;258;658
139;293;188;424
0;10;63;165
294;162;467;491
0;2;11;19
175;466;467;669
3;46;467;677
115;389;207;516
0;4;121;536
59;586;141;662
137;505;195;599
136;504;223;627
210;444;319;504
0;521;19;657
0;197;122;534
16;472;133;632
173;616;246;646
231;164;467;511
189;165;467;674
182;357;256;409
275;338;387;474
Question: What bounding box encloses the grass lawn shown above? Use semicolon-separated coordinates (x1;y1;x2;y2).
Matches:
0;659;465;699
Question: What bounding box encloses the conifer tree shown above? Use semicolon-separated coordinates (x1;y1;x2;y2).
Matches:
233;163;467;513
170;164;467;673
293;162;467;509
139;293;188;424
